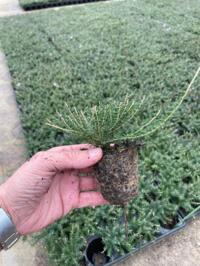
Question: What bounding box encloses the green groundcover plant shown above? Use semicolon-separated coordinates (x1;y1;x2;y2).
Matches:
0;0;200;265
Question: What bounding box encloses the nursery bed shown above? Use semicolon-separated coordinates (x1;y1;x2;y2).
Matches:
20;0;108;11
0;0;200;265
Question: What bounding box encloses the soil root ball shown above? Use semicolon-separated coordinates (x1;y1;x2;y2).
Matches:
95;143;139;205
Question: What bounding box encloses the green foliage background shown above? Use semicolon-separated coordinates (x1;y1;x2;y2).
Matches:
0;0;200;265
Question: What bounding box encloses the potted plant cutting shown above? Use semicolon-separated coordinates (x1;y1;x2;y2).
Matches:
46;67;199;251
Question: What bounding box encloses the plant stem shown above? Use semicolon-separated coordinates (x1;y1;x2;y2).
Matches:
123;204;129;239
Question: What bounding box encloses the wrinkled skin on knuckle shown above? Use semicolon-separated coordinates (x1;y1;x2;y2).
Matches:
32;151;46;160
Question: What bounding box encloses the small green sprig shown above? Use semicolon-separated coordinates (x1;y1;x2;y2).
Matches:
47;95;148;145
47;66;200;145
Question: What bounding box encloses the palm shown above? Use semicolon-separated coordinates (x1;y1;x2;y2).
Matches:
20;170;98;234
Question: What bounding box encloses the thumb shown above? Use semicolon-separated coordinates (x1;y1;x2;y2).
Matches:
35;148;103;171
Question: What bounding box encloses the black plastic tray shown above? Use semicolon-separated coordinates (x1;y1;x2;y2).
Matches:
21;0;108;11
84;213;186;266
178;206;200;224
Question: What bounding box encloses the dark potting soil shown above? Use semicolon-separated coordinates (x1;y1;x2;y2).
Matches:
85;237;110;266
95;142;139;205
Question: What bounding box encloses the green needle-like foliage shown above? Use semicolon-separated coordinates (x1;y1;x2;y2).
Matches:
47;95;148;145
47;66;200;146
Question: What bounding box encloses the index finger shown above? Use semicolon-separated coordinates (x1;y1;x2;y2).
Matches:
48;144;95;153
31;147;103;172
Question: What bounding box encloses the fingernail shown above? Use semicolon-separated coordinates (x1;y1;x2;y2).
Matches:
88;148;102;158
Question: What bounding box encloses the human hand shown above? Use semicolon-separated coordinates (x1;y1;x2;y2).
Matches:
0;144;107;235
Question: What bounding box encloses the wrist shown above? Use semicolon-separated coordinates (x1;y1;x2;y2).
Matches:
0;183;23;235
0;184;21;249
0;184;10;215
0;183;16;225
0;207;21;249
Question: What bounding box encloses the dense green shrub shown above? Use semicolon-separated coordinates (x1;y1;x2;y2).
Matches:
0;0;200;265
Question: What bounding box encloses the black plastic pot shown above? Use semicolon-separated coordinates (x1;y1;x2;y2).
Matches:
84;214;186;266
22;0;108;11
84;236;111;266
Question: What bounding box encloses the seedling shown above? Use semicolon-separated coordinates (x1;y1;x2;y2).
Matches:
47;67;199;236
